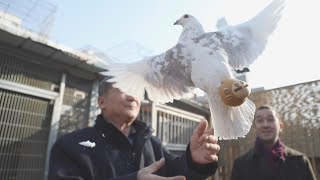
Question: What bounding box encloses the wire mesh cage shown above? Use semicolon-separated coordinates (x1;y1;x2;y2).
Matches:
0;0;57;37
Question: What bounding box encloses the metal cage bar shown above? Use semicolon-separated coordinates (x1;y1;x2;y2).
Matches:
0;89;53;180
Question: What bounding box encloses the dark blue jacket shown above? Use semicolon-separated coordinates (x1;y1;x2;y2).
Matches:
48;115;217;180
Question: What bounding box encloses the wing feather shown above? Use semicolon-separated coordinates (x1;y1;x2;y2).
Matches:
103;44;195;103
202;0;285;69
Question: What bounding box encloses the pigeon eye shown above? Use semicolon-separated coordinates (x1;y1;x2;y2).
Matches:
184;14;189;18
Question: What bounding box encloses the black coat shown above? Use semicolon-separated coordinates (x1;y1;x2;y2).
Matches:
48;115;217;180
231;145;317;180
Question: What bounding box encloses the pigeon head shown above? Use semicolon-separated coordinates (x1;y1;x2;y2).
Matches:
174;14;197;27
174;14;204;41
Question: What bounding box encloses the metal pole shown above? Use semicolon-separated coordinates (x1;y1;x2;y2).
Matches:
151;102;157;136
43;73;66;180
88;80;99;127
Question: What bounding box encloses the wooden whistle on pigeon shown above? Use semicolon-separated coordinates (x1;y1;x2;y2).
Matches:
219;79;251;107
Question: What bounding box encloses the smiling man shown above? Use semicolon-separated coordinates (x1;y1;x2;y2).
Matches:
231;105;317;180
48;77;220;180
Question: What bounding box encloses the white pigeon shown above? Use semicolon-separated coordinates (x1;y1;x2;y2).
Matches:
104;0;285;139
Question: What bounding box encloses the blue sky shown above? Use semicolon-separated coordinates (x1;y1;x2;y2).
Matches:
51;0;226;52
50;0;320;90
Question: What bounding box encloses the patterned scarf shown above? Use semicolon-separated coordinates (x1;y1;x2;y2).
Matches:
255;137;286;168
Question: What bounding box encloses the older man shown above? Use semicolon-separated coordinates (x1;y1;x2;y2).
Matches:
231;105;317;180
48;77;220;180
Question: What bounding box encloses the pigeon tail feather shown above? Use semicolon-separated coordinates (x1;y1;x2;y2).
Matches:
208;94;256;139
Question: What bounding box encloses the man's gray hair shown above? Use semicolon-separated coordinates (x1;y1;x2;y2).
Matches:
98;76;114;96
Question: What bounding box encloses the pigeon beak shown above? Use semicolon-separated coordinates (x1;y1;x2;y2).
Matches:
173;20;180;25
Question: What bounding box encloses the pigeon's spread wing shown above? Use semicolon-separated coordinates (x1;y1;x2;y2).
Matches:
103;44;195;103
209;0;285;69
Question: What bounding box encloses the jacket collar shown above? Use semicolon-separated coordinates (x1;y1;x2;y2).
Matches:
94;114;153;138
249;143;302;160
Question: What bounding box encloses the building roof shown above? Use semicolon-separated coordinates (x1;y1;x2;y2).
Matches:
0;19;109;74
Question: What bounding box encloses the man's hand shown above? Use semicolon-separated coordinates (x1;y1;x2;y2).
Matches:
190;120;220;164
137;158;186;180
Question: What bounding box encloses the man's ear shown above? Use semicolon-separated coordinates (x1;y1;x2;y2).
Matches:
279;121;284;133
98;96;105;109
